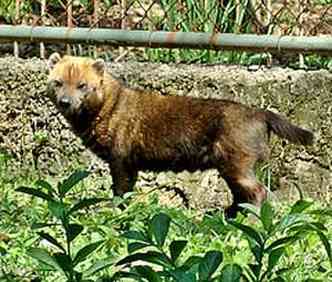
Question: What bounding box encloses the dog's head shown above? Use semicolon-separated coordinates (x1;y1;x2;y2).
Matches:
47;53;105;118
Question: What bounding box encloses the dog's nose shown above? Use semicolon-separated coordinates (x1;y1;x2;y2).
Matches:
58;96;71;109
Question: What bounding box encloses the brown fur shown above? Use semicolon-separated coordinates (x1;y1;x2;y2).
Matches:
47;53;314;218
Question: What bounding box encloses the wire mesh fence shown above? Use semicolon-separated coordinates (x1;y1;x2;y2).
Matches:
0;0;331;65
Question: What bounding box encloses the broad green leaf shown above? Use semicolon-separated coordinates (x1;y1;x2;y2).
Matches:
290;200;313;214
248;239;263;263
128;242;151;253
238;203;260;218
198;250;223;281
84;257;115;277
53;252;72;272
288;222;327;234
122;230;150;243
150;213;171;247
32;223;58;229
37;231;65;252
180;255;203;271
111;271;141;281
265;236;298;253
286;225;309;238
261;201;274;232
273;214;304;233
48;201;66;220
34;179;54;194
116;251;171;268
66;224;84;242
219;263;242;282
68;198;109;215
170;270;196;282
16;186;54;202
229;221;264;247
170;240;187;263
308;222;328;233
27;248;63;273
267;247;285;274
58;170;89;197
133;265;162;282
73;240;104;266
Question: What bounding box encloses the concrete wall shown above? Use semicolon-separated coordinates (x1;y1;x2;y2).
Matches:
0;57;331;209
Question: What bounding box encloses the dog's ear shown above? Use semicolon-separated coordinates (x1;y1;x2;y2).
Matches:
47;52;62;70
92;58;105;76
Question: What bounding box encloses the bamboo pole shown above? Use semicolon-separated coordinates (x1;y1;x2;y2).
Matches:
0;25;331;55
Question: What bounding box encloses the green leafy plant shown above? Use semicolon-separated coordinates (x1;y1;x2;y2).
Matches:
16;170;113;282
229;200;332;282
112;212;242;281
5;166;332;281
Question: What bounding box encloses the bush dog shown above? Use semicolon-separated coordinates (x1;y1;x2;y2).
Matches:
47;53;314;217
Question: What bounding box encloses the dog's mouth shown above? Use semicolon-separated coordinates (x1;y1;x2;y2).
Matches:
57;100;83;119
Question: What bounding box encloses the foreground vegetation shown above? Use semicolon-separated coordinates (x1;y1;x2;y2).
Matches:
0;159;331;282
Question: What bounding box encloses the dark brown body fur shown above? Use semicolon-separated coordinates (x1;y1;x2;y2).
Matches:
47;54;314;217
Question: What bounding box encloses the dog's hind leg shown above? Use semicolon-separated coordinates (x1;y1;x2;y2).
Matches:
218;152;267;218
223;174;267;218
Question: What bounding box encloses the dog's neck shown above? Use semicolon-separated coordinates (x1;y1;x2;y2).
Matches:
71;74;122;149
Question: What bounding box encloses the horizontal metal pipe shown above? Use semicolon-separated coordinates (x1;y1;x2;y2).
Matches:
0;25;332;54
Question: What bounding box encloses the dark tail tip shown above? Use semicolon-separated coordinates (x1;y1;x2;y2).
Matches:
264;110;314;146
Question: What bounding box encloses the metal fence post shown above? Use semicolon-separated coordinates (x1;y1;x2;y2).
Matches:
14;0;21;58
66;0;73;55
93;0;100;58
40;0;46;59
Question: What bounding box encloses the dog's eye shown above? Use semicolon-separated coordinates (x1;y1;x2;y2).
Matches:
77;82;88;90
53;79;63;88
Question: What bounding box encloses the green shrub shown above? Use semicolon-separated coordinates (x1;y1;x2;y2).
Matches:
7;169;332;282
16;170;112;282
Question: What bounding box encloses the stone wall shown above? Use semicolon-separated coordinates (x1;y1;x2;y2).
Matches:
0;57;331;209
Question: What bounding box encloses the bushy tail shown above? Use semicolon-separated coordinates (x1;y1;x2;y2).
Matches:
264;110;314;146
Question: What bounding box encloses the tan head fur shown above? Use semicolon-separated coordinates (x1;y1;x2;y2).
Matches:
47;53;106;118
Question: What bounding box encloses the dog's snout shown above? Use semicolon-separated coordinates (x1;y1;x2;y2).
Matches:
58;96;71;109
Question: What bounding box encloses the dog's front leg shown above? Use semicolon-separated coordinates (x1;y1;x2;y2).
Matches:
110;162;138;197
